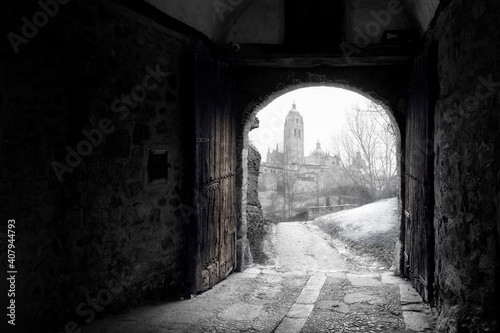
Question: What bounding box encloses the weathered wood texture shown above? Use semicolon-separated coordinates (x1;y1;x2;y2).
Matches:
404;48;435;303
192;54;237;292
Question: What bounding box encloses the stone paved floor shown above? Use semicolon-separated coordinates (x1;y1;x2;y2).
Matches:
82;222;435;332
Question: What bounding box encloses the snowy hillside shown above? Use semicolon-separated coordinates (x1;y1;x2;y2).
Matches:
313;198;399;268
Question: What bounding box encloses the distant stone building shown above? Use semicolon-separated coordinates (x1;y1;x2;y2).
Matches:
283;102;304;165
257;102;379;220
265;143;283;165
258;102;342;193
263;102;341;168
303;140;341;166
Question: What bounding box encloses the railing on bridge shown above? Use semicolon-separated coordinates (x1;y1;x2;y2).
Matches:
287;204;358;221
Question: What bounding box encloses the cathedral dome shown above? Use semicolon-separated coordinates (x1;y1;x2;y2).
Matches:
312;140;325;156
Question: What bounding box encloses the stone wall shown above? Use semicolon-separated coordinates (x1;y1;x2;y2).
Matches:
247;143;261;210
428;0;500;331
0;1;195;330
246;141;269;264
244;114;267;264
234;65;409;135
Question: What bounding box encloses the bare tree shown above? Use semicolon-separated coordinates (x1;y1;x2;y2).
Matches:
330;101;397;202
312;168;332;206
280;164;301;219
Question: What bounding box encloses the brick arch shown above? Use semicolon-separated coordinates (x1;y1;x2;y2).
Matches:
236;81;404;272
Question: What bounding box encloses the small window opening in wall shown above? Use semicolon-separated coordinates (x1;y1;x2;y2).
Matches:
148;150;168;183
144;145;172;190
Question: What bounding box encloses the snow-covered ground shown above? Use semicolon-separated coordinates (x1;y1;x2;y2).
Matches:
313;197;399;268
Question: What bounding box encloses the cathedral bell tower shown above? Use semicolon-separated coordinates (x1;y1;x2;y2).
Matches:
284;101;304;165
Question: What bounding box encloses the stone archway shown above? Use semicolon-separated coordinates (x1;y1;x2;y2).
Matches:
236;80;405;274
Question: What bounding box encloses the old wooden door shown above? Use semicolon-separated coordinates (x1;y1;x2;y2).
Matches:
404;45;437;303
191;54;237;293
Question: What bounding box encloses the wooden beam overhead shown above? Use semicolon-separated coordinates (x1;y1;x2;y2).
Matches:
224;43;419;68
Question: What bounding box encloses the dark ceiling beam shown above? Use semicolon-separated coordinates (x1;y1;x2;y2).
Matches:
226;43;419;68
229;55;413;68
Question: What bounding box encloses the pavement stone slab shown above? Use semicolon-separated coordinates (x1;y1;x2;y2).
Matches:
400;282;424;305
316;300;350;313
307;274;327;287
402;303;426;312
344;292;378;304
296;287;322;304
347;274;383;287
381;271;405;284
274;317;307;333
403;311;432;332
287;303;315;319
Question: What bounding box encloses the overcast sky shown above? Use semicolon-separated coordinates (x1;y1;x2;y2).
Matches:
249;87;373;161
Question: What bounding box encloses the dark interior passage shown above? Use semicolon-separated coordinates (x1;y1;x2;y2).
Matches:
1;0;499;332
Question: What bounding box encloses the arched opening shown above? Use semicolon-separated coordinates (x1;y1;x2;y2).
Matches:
239;84;404;272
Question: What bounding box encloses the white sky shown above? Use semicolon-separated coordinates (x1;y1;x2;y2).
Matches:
249;87;373;161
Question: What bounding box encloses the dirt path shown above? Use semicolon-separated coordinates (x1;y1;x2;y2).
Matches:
275;222;349;272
